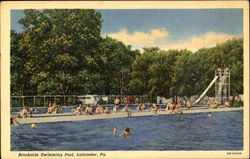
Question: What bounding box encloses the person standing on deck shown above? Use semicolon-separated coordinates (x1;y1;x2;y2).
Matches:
114;97;120;106
124;105;132;118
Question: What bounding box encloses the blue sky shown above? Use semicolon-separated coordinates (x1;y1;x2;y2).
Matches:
11;9;243;51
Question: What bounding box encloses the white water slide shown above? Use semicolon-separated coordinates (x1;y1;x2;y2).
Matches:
193;76;219;105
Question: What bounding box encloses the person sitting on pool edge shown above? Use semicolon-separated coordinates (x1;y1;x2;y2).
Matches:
96;105;103;114
85;104;95;115
174;103;183;114
120;127;132;137
103;107;111;114
20;106;28;118
151;104;159;114
167;103;176;114
47;102;54;114
140;103;146;110
28;107;35;117
75;104;83;115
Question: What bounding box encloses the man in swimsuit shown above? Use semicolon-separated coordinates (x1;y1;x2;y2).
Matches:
120;127;132;137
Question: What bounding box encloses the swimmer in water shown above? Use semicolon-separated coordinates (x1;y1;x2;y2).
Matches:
113;128;118;134
120;127;132;137
208;112;212;117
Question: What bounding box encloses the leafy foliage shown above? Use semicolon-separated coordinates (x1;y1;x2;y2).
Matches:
11;9;243;100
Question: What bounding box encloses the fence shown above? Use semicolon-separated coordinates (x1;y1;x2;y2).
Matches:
10;95;154;107
11;95;78;107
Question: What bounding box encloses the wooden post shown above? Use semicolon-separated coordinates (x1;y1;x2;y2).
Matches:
22;96;25;107
33;96;36;107
44;96;46;107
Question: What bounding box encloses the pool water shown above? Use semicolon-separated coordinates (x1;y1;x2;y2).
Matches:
11;110;243;151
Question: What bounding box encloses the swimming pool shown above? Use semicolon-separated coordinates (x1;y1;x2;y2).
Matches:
11;110;243;151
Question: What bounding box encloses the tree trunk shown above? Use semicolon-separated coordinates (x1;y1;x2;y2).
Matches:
60;84;68;106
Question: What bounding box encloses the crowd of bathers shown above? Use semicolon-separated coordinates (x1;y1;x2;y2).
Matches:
17;97;230;120
47;101;62;114
19;106;37;118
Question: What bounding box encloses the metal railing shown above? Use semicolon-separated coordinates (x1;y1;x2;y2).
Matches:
10;94;152;107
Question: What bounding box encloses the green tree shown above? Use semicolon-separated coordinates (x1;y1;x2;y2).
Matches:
98;37;139;95
18;9;102;95
11;30;35;95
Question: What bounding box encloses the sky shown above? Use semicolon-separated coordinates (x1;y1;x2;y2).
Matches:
11;9;243;52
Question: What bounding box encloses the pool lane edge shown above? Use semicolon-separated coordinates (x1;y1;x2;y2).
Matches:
14;107;243;125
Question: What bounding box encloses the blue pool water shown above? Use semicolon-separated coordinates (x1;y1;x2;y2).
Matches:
11;110;243;151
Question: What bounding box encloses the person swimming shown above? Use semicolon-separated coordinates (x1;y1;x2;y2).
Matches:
113;127;118;134
208;112;212;117
120;127;132;137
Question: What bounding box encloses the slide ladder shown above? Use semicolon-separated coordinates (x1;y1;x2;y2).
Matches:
193;76;219;105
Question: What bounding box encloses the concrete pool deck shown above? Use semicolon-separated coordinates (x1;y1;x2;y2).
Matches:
14;107;243;124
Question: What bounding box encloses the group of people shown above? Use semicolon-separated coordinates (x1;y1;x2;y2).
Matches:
166;102;184;114
47;101;62;114
20;106;36;118
136;103;146;111
73;104;112;115
206;98;231;109
74;102;190;116
113;127;132;137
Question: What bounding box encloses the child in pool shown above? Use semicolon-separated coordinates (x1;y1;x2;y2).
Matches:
120;127;132;137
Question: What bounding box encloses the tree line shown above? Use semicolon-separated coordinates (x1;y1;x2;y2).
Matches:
11;9;243;101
